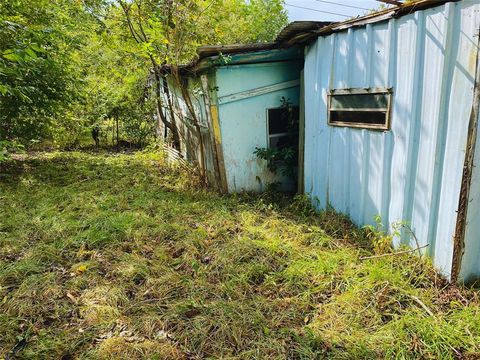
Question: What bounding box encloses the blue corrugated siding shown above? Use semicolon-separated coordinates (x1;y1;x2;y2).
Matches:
304;1;480;279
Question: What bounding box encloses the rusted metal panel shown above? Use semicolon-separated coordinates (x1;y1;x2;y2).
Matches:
304;1;480;280
276;21;331;47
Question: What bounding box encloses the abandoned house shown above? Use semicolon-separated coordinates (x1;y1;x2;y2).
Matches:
163;0;480;283
161;22;329;193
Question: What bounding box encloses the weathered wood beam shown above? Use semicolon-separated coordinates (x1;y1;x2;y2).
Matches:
376;0;403;5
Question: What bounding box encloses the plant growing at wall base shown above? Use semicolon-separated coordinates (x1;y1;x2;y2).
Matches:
253;146;296;177
254;96;299;178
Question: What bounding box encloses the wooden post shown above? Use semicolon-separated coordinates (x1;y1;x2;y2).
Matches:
451;27;480;282
298;70;305;194
200;74;228;193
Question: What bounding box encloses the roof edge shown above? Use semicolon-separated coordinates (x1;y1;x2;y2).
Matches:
315;0;459;36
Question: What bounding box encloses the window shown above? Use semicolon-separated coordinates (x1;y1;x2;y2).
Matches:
267;106;299;149
328;88;392;130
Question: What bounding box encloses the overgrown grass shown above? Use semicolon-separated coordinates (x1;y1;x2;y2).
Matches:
1;151;480;359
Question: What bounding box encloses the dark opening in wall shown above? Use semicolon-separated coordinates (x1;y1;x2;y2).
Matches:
267;106;299;149
328;88;392;130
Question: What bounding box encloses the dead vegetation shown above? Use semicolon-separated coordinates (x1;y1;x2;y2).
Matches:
1;151;480;359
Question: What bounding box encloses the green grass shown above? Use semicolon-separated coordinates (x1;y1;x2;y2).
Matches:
1;151;480;359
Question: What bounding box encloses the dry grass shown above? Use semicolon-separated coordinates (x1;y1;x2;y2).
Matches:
1;151;480;359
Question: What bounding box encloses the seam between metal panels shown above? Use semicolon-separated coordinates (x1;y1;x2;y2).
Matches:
345;28;354;214
451;25;480;282
381;18;398;229
360;24;374;224
314;39;322;200
217;79;300;105
325;34;337;208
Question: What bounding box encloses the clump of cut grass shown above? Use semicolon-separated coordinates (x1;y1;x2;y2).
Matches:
1;150;480;359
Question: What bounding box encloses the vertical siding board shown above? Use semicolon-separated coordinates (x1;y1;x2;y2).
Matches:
389;16;416;247
316;37;331;207
328;32;348;212
382;18;397;229
426;3;458;272
349;28;369;224
411;8;448;250
303;43;317;195
366;22;389;225
345;29;354;213
351;29;368;88
360;24;374;224
402;10;426;245
323;35;336;207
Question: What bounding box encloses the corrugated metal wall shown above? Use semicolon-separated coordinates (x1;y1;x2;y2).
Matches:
304;1;480;279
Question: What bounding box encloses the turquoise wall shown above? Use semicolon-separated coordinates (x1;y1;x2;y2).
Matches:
215;60;302;192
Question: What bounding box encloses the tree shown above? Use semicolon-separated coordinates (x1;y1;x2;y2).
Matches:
0;0;288;151
115;0;288;150
0;0;104;144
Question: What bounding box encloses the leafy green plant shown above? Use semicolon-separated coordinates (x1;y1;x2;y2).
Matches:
254;146;296;177
215;52;232;66
254;96;299;178
0;140;24;162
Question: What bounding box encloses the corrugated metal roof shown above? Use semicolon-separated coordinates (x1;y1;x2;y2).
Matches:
196;43;277;58
164;0;461;75
195;21;331;59
275;21;330;45
162;21;330;74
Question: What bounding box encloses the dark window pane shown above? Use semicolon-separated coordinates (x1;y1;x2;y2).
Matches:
330;93;388;110
268;107;299;135
330;110;387;125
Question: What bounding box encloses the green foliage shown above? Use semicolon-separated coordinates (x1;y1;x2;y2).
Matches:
254;146;296;176
0;0;103;145
0;139;24;162
254;96;299;178
1;151;480;359
0;0;288;148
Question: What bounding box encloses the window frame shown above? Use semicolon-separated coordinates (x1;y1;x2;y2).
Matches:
327;87;393;131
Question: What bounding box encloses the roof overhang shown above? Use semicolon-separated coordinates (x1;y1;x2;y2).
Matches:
162;21;330;76
315;0;459;36
164;0;459;76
